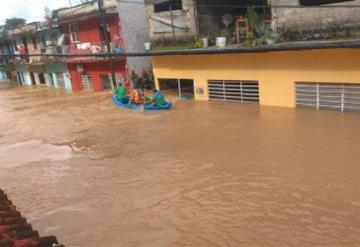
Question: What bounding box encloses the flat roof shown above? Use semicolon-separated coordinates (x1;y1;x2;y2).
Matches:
141;39;360;57
2;39;360;59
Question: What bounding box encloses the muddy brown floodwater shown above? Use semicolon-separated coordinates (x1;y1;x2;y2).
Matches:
1;80;360;246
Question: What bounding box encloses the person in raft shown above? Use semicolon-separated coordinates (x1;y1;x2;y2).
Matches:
149;88;167;106
115;84;127;103
129;88;145;105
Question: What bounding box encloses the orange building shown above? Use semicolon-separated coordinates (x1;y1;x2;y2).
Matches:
151;40;360;112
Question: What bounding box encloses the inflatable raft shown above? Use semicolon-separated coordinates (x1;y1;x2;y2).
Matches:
112;95;172;111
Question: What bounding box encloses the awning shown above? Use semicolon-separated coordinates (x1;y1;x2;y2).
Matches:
28;64;46;73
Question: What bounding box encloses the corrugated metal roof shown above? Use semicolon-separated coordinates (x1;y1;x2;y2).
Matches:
0;189;63;247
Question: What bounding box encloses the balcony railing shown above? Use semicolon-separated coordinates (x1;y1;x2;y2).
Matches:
28;45;59;63
6;39;123;64
60;39;123;62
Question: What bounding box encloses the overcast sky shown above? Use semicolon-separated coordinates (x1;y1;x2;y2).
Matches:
0;0;82;25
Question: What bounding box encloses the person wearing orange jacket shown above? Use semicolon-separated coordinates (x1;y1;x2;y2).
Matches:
129;88;145;105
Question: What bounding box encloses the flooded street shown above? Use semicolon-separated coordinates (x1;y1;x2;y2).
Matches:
0;80;360;246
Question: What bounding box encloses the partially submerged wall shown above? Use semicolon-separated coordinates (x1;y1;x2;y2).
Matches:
151;48;360;108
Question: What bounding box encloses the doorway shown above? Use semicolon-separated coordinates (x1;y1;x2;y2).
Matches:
38;73;46;85
158;78;194;99
17;72;23;85
178;79;194;99
100;75;112;90
30;72;36;85
48;73;55;87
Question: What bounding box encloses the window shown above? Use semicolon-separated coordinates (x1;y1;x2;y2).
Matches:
81;74;93;90
299;0;353;5
69;23;79;42
108;73;124;86
154;0;182;12
100;75;112;90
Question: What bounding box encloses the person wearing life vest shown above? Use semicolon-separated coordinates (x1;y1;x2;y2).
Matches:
149;88;167;106
115;84;127;103
129;88;145;105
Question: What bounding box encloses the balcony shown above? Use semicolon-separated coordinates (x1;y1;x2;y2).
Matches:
28;45;59;63
60;39;123;63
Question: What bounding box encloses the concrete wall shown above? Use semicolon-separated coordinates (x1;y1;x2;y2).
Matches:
152;48;360;108
46;63;72;90
272;0;360;33
117;0;151;76
146;0;197;41
15;64;31;86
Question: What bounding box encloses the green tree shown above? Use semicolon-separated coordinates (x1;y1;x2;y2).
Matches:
4;18;26;31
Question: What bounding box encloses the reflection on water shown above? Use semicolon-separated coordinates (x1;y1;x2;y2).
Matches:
0;81;360;246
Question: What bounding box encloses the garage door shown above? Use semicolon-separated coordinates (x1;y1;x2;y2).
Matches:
208;80;259;103
295;82;360;111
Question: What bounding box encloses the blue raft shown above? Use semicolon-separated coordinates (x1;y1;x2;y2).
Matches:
112;95;172;111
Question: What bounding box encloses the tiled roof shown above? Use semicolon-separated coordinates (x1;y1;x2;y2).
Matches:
0;189;63;247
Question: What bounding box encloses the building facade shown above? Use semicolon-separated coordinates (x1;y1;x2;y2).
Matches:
53;0;127;91
1;22;72;90
151;41;360;112
1;0;152;91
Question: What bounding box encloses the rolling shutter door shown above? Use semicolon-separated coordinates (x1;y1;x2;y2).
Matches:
296;82;360;111
208;80;259;103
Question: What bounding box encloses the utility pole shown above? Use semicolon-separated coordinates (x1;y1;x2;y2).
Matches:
98;0;117;90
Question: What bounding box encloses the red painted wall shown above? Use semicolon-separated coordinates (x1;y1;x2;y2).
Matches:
60;13;127;92
60;14;122;44
68;60;127;92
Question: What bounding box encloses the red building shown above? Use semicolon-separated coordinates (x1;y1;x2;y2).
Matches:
54;0;127;92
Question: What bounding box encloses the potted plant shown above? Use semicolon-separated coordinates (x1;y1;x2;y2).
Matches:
264;28;279;44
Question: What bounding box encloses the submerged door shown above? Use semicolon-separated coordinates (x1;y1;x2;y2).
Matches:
56;73;65;88
48;73;55;87
100;75;111;90
38;73;46;84
30;72;36;85
17;72;23;85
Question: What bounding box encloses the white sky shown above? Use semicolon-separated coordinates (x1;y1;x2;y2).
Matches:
0;0;83;25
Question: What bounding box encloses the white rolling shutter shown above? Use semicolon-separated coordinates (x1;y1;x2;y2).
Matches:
208;80;259;103
296;82;360;111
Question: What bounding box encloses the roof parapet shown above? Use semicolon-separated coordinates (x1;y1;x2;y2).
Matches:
53;0;118;23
